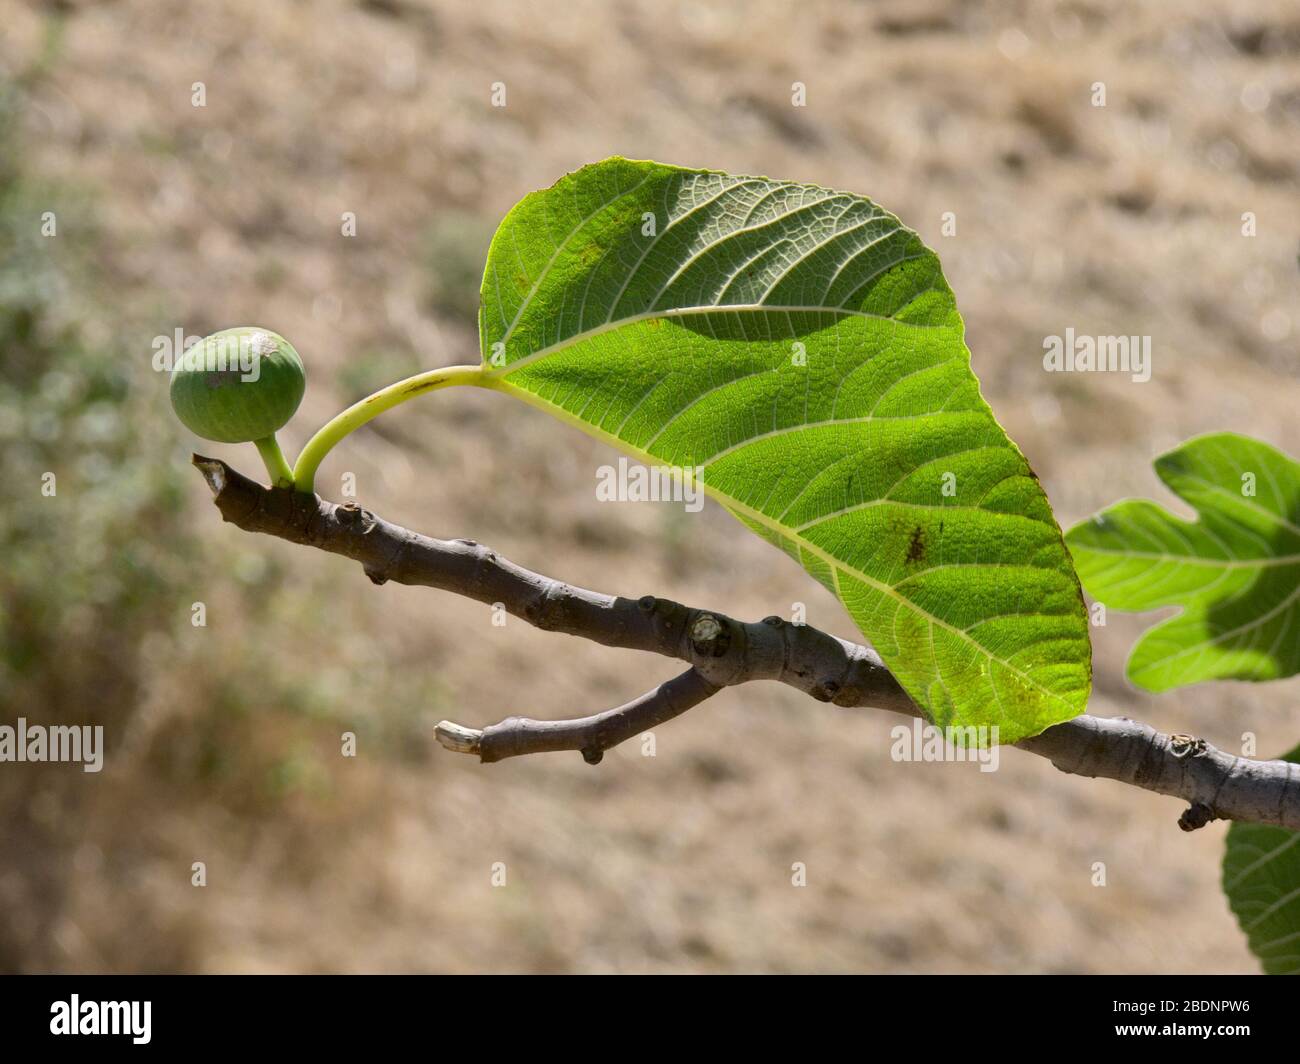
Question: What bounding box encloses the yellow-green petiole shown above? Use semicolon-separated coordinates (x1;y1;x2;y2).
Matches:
290;363;487;493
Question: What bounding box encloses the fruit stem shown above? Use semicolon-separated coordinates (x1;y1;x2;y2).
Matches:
291;364;486;493
254;434;296;490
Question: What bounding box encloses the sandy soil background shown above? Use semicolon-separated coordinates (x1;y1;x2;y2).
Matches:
1;0;1297;972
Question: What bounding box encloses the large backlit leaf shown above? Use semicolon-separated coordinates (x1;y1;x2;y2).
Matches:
478;158;1091;743
1066;433;1300;692
1223;743;1300;975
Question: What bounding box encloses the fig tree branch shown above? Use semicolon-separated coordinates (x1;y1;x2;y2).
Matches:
193;455;1300;834
436;667;721;764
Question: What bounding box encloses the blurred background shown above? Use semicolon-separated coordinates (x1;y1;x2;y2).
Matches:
0;0;1296;973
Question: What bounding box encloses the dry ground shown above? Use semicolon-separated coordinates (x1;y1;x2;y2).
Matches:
2;0;1298;972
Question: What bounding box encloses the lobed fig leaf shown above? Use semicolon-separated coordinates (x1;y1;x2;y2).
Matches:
1066;433;1300;692
1223;742;1300;974
475;157;1092;743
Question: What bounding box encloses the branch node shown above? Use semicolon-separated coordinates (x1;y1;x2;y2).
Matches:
1169;733;1207;759
689;613;729;657
1178;802;1217;832
581;747;604;766
336;501;378;534
523;580;564;628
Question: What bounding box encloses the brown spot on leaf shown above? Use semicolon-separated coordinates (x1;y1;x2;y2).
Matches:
906;526;926;564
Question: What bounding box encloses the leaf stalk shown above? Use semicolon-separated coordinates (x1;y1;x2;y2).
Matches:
290;363;486;492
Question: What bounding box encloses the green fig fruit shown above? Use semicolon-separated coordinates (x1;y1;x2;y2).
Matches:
170;327;306;443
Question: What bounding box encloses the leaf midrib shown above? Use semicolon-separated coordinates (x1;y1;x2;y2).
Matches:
487;302;946;379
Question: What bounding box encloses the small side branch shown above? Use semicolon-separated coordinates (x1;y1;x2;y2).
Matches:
194;456;1300;832
435;668;720;764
